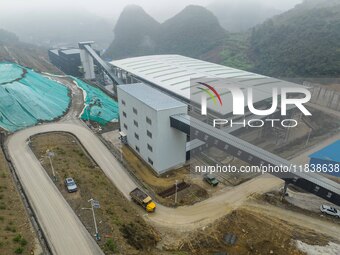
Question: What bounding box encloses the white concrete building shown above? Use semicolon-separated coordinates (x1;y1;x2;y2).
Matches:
117;83;187;174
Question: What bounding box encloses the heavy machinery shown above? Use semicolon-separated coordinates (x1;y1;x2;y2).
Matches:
130;188;156;212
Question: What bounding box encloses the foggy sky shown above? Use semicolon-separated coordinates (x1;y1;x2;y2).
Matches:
1;0;303;22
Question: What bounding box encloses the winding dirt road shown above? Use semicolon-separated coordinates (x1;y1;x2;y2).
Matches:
7;122;285;254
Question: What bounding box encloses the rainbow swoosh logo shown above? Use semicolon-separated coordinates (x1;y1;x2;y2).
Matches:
197;82;223;106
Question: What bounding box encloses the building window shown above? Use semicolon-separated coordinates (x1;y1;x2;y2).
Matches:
123;123;128;130
135;146;140;153
134;120;138;127
121;100;126;106
148;158;153;166
133;107;138;115
147;130;152;138
134;133;139;140
146;116;152;125
122;111;127;118
147;144;153;152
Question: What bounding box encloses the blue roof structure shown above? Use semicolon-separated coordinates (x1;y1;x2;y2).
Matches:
309;140;340;163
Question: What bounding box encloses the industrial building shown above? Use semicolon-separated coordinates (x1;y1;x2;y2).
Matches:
48;48;83;77
309;140;340;177
48;42;102;80
46;44;339;204
109;55;302;122
117;83;187;174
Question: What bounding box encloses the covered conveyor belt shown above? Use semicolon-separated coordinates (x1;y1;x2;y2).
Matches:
82;44;122;85
170;114;340;206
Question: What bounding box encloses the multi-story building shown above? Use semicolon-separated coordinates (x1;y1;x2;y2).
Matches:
48;48;82;77
117;83;187;174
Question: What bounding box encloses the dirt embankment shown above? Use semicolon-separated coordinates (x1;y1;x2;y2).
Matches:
0;149;36;255
177;207;331;255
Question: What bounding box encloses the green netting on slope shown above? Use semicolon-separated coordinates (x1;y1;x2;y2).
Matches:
73;78;118;125
0;63;70;132
0;63;24;84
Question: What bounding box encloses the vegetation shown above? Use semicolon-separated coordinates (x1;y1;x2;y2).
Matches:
104;239;118;253
220;33;254;70
0;149;34;255
30;133;160;254
249;0;340;77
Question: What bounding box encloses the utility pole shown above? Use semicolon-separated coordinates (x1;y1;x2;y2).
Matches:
82;199;101;241
47;150;56;182
175;180;178;206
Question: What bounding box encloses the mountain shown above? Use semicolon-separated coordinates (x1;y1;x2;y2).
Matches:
249;0;340;77
157;5;227;57
207;0;282;32
104;5;227;60
0;29;61;73
104;5;160;60
0;29;19;44
0;10;114;49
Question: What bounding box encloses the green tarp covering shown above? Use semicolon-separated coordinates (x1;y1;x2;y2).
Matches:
73;78;118;125
0;63;70;132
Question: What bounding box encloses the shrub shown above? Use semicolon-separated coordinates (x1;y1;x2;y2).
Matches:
14;247;23;254
105;239;118;253
13;234;22;242
20;238;27;246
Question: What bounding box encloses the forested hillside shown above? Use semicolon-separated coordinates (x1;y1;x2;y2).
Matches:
249;0;340;77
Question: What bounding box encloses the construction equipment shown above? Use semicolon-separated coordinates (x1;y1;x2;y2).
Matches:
130;188;156;212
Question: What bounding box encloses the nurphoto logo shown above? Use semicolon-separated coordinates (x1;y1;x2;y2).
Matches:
197;81;312;128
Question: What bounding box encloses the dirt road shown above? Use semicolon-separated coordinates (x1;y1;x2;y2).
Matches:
244;202;340;241
6;121;139;254
6;120;339;254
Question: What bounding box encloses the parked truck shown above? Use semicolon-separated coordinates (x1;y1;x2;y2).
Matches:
130;188;156;212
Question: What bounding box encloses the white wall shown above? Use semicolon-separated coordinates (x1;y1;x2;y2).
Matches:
118;87;187;174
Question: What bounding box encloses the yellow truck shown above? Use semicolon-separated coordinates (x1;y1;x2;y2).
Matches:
130;188;156;213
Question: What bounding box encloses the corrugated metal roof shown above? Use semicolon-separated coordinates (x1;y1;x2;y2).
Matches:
309;140;340;162
117;83;186;111
110;55;304;116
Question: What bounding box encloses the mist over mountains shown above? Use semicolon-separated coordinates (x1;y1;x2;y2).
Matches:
104;5;226;60
207;0;282;32
0;10;114;49
0;0;339;78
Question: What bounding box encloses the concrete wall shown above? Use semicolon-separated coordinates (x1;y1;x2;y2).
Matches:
80;49;95;80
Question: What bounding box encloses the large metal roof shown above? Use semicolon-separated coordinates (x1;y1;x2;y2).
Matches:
110;55;303;116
